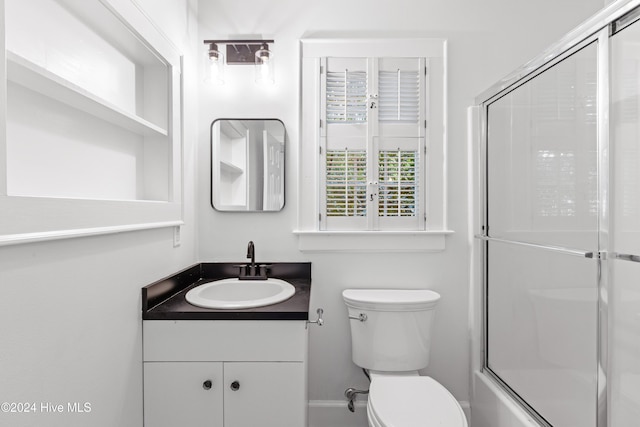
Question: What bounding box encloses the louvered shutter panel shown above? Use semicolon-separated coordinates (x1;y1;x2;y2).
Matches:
322;58;369;140
373;58;425;230
378;70;420;122
321;139;369;230
375;137;424;230
378;149;419;216
326;71;368;123
376;58;425;138
321;58;369;230
325;149;367;217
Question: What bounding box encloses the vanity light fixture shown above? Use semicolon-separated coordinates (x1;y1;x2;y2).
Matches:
205;42;225;85
203;39;275;86
255;43;274;85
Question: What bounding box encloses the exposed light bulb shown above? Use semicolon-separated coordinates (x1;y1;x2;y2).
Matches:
255;44;274;85
205;43;225;85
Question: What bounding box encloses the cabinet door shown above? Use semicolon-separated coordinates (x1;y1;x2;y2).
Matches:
224;362;306;427
144;362;223;427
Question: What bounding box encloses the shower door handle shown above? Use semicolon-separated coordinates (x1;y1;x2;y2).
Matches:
474;235;595;258
612;253;640;263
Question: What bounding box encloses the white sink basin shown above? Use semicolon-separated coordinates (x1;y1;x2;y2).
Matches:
185;278;295;309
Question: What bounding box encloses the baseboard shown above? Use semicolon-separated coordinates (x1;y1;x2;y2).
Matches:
460;400;471;423
308;400;368;427
308;399;471;427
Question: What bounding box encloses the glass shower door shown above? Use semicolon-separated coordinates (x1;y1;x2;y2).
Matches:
610;15;640;426
485;41;599;426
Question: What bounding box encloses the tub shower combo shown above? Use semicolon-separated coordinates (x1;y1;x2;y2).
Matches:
474;1;640;426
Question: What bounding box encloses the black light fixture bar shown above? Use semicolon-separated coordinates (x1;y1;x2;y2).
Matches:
203;40;274;65
203;39;274;44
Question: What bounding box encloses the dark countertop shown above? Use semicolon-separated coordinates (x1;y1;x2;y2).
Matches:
142;262;311;321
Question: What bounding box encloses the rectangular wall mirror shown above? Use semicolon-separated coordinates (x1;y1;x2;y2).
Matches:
211;119;285;211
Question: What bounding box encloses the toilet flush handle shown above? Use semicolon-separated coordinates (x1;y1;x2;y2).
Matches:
349;313;367;322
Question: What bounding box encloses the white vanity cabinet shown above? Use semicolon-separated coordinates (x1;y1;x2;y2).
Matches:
144;362;224;426
143;320;308;427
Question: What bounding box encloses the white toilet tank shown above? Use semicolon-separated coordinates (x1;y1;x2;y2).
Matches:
343;289;441;372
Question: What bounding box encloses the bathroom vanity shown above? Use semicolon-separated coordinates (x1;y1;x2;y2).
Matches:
141;263;311;427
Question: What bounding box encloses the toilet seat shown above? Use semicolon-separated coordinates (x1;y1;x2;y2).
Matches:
367;376;468;427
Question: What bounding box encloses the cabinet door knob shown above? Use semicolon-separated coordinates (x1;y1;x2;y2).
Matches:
203;380;213;390
230;380;240;391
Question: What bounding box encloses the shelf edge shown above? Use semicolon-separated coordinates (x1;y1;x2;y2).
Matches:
6;50;168;138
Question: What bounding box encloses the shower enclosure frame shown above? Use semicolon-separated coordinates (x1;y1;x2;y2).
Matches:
474;1;640;425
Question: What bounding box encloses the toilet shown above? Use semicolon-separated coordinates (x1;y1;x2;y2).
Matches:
343;289;468;427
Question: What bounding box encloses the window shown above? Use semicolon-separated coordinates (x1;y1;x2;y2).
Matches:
299;39;448;250
320;57;426;231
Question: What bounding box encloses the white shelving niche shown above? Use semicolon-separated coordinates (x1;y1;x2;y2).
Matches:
0;0;183;245
213;120;249;210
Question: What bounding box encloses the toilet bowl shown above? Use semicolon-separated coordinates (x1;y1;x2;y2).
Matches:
367;374;467;427
343;289;467;427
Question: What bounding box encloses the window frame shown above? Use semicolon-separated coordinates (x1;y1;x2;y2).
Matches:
297;39;451;252
319;56;427;231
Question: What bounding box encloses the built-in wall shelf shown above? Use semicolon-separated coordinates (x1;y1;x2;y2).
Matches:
219;160;244;175
6;51;168;138
0;0;183;244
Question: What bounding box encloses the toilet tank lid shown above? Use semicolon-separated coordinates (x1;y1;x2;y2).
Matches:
342;289;440;311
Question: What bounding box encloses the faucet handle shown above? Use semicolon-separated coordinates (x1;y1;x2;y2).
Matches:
233;264;248;276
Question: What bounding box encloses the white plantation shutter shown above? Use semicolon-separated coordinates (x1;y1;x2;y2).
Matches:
378;70;420;122
376;58;426;139
375;137;424;230
326;71;368;123
321;140;369;230
325;149;367;217
320;56;426;231
378;149;419;216
321;58;370;230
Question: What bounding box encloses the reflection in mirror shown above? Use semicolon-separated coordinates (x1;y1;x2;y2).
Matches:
211;119;285;211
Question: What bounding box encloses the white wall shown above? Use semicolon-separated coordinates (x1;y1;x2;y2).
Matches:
196;0;604;410
0;1;611;426
0;1;199;426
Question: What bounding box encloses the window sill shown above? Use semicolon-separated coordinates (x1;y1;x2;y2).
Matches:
292;230;454;252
